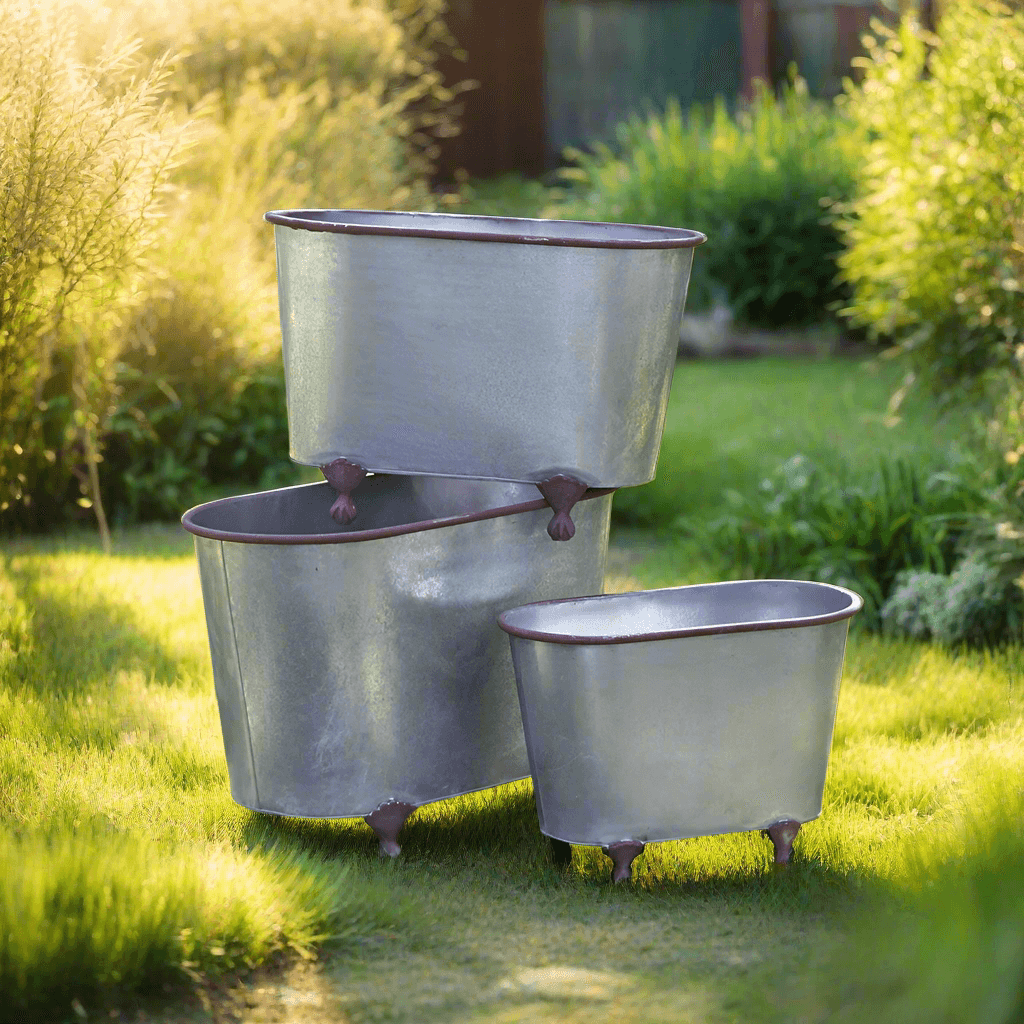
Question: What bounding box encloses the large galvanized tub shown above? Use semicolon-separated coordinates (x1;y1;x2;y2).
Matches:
498;580;862;880
265;209;704;534
182;476;613;854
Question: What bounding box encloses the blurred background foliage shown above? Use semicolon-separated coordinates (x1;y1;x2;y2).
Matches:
556;75;861;328
3;0;1024;644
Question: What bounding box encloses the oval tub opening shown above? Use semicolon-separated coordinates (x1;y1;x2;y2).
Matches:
266;209;705;249
501;580;861;641
183;477;548;543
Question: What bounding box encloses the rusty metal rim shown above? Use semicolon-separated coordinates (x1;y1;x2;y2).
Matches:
181;484;615;546
538;811;823;848
264;209;706;250
497;580;864;645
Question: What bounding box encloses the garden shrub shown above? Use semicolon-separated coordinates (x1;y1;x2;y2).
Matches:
882;554;1024;647
557;76;859;327
697;455;978;627
0;2;181;537
97;192;290;522
838;2;1024;393
77;0;458;204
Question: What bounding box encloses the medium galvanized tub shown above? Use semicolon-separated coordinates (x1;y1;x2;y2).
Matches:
265;209;704;536
498;580;863;880
182;476;613;855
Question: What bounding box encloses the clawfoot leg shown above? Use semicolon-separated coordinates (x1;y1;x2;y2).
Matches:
537;475;588;541
602;840;645;884
764;819;801;867
321;458;367;524
364;800;417;858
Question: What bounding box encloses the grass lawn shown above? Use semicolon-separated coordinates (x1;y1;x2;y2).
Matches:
615;354;977;535
2;356;1022;1023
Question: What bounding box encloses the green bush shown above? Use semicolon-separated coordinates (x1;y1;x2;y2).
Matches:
94;0;461;527
556;77;859;327
74;0;461;179
837;3;1024;393
696;455;978;627
882;554;1024;646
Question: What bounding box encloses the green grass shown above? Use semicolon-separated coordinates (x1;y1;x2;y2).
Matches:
2;358;1023;1022
615;355;977;532
0;542;422;1021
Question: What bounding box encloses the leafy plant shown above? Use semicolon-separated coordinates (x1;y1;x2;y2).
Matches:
696;455;978;626
837;2;1024;393
100;361;295;523
882;554;1024;647
556;76;859;327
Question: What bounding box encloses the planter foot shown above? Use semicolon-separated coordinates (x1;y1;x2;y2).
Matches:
602;840;645;883
764;819;801;867
550;838;573;870
538;475;588;541
321;458;367;524
364;800;416;858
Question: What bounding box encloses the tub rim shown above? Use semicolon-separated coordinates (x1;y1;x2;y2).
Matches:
181;481;615;546
497;579;864;645
264;208;707;251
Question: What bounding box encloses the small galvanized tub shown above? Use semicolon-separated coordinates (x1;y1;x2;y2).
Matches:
265;209;705;538
498;580;862;881
182;476;613;855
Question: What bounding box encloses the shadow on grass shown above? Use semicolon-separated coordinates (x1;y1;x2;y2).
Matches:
2;554;193;697
240;782;876;920
238;782;544;864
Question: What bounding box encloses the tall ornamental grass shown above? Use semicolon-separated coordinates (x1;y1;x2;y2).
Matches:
558;78;859;327
3;0;463;534
0;1;181;542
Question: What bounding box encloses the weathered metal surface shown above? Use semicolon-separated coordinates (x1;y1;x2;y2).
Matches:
266;209;703;490
499;579;862;849
183;476;612;820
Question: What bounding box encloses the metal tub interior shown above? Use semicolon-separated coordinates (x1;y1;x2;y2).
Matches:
266;209;704;491
182;477;613;836
499;580;862;874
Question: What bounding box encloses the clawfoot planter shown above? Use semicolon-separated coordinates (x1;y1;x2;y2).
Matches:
183;476;613;855
499;580;862;882
266;209;704;537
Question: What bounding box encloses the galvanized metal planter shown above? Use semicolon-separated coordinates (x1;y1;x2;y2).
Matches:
499;579;863;881
265;209;704;538
182;476;613;855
